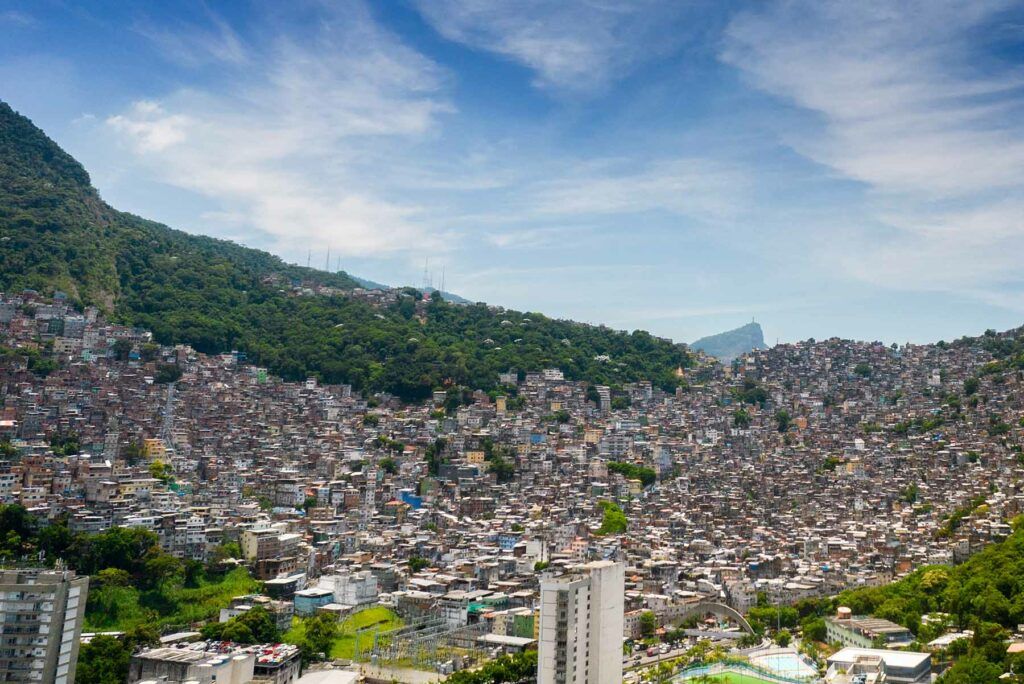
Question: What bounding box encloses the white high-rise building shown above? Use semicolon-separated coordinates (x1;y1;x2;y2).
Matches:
0;567;89;684
538;560;624;684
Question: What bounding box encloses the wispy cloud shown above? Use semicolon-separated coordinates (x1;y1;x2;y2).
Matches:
0;10;35;27
722;0;1024;302
411;0;706;93
529;158;750;224
104;1;454;257
133;10;248;67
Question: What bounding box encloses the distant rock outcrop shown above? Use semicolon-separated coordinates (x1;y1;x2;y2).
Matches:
692;321;766;361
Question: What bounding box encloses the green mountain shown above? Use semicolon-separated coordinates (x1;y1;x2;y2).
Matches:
0;101;692;400
691;321;766;361
836;519;1024;680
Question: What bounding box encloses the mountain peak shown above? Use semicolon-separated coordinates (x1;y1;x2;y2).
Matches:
0;102;93;191
691;320;767;361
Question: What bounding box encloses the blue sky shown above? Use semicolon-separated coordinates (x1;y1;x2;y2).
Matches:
3;0;1024;345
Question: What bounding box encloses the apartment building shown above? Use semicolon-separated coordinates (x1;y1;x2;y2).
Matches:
0;567;89;684
538;560;623;684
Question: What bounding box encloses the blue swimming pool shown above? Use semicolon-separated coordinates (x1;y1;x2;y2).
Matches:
748;651;817;678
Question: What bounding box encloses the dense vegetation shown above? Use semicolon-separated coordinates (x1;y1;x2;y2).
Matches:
0;101;692;401
837;518;1024;682
76;626;160;684
596;500;628;535
446;651;538;683
0;504;257;632
607;460;657;487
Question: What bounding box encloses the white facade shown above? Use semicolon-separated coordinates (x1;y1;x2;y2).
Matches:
538;560;624;684
317;571;378;607
0;568;89;684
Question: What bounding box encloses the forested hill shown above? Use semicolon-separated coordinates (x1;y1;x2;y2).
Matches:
0;101;692;400
0;103;360;306
837;519;1024;682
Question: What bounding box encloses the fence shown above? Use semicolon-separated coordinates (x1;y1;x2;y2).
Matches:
673;657;820;683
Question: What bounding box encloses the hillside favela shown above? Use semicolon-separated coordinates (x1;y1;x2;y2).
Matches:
2;3;1024;684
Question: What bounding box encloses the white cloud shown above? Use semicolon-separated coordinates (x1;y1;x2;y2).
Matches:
107;101;192;152
722;0;1024;300
530;158;750;224
411;0;703;93
133;11;248;67
105;2;454;257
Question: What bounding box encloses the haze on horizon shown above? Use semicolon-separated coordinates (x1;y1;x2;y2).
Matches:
3;0;1024;346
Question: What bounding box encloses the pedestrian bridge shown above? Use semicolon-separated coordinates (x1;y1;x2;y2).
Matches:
660;601;754;634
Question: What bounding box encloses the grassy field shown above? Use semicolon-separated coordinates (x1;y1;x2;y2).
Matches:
283;606;404;660
84;567;260;632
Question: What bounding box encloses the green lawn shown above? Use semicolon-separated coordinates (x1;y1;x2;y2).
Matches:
714;675;785;684
84;567;260;632
283;606;404;660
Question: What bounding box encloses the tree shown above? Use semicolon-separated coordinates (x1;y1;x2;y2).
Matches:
140;342;160;361
75;635;131;684
237;606;281;643
300;612;339;663
94;568;131;588
408;556;429;573
607;461;657;487
122;440;144;466
379;457;398;475
141;548;183;588
596;501;628;535
775;409;792;433
488;451;516;483
775;629;792;647
640;610;658;637
183;559;205;588
149;459;174;484
208;541;243;571
154;362;182;383
445;651;537;683
938;655;1003;683
801;617;827;642
733;408;751;428
302;495;319;513
112;339;133;361
221;621;255;644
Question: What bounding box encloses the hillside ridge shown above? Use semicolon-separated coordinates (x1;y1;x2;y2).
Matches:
0;101;692;400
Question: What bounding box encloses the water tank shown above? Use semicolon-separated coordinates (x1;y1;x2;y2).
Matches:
231;654;254;684
836;606;852;620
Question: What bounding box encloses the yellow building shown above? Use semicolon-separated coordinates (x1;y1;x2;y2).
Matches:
466;451;486;465
141;438;166;461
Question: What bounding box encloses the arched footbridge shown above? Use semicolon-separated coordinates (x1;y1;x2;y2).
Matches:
659;601;754;634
